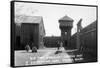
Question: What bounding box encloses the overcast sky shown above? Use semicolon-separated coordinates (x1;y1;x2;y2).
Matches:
15;2;97;36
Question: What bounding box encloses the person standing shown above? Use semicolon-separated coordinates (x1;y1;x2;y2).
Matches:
60;41;63;47
25;44;31;52
55;41;63;54
57;41;60;50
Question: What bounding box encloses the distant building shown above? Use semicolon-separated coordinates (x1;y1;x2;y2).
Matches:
15;15;45;50
44;36;61;47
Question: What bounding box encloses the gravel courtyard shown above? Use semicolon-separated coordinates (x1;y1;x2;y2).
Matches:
14;48;75;66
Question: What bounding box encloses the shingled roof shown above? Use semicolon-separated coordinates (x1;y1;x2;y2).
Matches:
59;15;74;22
15;15;43;23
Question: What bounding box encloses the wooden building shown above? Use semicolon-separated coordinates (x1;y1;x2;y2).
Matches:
44;36;61;47
15;15;45;50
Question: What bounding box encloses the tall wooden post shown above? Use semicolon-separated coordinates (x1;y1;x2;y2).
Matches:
77;19;82;49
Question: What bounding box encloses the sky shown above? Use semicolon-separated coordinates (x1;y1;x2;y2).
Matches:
15;2;97;36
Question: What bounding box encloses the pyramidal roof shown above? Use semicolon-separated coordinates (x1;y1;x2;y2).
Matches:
59;15;73;22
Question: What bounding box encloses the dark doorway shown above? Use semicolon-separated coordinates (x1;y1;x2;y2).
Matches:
65;40;67;46
64;40;67;49
16;36;21;50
